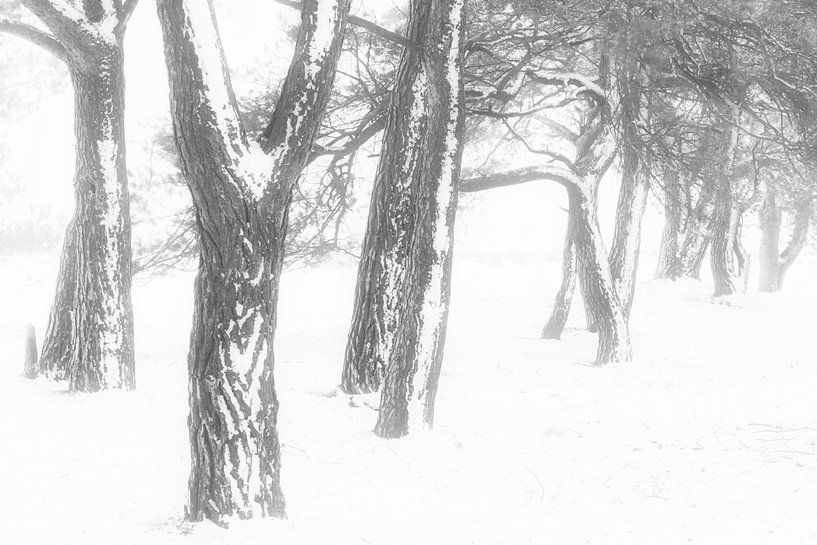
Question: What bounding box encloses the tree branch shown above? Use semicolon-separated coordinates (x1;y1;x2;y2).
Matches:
459;165;582;193
0;17;66;60
271;0;412;49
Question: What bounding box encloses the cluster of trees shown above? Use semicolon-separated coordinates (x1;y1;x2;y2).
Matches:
3;0;816;527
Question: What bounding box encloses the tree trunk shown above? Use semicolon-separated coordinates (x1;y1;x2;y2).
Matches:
64;46;135;391
157;0;349;523
24;324;38;379
608;12;648;318
542;203;577;340
39;219;77;379
758;185;783;292
570;184;632;364
341;8;434;394
710;183;748;297
608;163;648;317
778;201;811;290
374;0;465;439
655;182;682;280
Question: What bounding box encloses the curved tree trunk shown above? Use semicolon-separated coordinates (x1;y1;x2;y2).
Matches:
374;0;465;439
570;184;632;363
542;203;577;340
778;202;811;289
39;219;77;379
157;0;349;523
760;191;811;292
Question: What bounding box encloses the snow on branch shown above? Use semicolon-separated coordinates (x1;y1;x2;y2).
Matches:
0;16;66;60
459;165;583;193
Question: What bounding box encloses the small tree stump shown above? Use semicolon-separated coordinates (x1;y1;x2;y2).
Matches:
24;324;38;379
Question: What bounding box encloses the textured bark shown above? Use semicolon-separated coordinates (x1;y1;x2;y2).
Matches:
24;324;38;379
570;184;632;363
655;182;682;280
708;103;747;297
608;159;648;317
542;203;577;340
608;9;649;318
374;0;465;438
157;0;349;523
67;48;135;391
7;1;137;391
341;5;432;394
39;219;77;379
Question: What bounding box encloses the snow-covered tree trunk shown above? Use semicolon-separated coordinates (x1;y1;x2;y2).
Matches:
608;159;648;317
157;0;349;523
542;202;577;340
608;10;648;318
4;1;139;391
374;0;465;439
67;45;135;391
39;219;77;379
341;6;434;394
570;184;632;363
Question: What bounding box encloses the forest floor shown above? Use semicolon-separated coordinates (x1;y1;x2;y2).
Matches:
1;236;817;544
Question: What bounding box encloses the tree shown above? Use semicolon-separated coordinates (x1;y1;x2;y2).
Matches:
372;0;466;438
1;0;138;390
155;0;350;523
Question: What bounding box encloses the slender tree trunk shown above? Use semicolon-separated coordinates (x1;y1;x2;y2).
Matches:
374;0;465;438
542;203;577;340
570;184;632;363
655;182;681;280
39;219;77;379
608;8;648;318
157;0;349;523
778;202;811;290
65;46;135;391
608;164;648;317
758;186;783;292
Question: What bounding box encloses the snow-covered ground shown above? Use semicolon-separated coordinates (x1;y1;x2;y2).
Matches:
1;186;816;544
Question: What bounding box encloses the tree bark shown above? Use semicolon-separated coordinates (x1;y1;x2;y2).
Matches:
66;48;135;391
570;184;632;363
542;203;577;340
373;0;465;438
341;7;433;394
608;159;648;317
655;183;682;280
6;1;137;391
157;0;349;523
39;219;77;379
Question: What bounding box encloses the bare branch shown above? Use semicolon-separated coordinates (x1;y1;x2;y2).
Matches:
272;0;412;49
